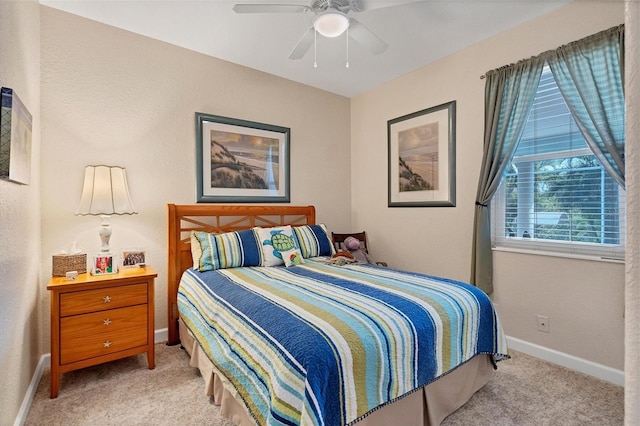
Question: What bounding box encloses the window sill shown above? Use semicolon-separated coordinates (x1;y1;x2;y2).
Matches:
492;246;625;264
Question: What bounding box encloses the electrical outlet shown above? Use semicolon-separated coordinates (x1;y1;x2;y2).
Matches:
537;315;550;333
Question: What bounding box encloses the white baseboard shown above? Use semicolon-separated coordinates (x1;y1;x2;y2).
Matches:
506;336;624;386
154;328;168;343
13;353;49;426
13;329;170;426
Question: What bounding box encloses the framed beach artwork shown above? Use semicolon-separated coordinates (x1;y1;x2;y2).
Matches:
387;101;456;207
196;113;290;203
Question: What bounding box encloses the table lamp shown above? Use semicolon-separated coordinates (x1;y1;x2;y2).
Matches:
75;165;137;252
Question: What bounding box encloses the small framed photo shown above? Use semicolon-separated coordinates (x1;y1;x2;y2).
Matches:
92;254;117;275
122;250;146;267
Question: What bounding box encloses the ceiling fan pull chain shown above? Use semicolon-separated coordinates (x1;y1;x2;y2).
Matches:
346;26;350;68
314;28;318;68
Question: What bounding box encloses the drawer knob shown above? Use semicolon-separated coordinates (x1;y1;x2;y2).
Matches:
103;341;112;348
103;296;112;303
103;319;112;326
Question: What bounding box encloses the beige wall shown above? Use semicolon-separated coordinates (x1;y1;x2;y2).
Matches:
351;1;625;370
0;1;41;423
3;1;631;423
39;6;352;353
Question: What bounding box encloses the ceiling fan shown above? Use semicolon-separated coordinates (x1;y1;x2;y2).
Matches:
233;0;406;60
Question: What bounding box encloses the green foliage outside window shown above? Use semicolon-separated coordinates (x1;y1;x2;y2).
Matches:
503;155;620;244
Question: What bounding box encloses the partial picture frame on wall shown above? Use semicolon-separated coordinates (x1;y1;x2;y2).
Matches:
195;112;290;203
0;87;32;185
388;100;456;207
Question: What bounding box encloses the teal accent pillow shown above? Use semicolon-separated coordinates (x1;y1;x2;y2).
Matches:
191;229;262;271
292;224;336;258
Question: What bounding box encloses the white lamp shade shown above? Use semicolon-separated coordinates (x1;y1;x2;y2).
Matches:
314;11;349;38
76;165;137;216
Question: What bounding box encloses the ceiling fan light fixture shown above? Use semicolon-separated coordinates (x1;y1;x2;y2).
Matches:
313;11;349;38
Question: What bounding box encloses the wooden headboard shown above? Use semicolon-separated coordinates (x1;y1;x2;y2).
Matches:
166;204;316;345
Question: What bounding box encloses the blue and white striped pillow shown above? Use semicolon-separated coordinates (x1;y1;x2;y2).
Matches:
292;224;336;258
191;229;262;271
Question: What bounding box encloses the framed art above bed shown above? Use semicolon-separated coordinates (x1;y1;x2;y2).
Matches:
195;113;290;203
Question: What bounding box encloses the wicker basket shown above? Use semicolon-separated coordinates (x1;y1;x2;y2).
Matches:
52;254;87;276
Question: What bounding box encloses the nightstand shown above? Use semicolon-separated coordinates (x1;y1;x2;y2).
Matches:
47;266;157;398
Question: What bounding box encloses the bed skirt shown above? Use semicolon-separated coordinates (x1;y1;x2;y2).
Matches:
178;319;494;426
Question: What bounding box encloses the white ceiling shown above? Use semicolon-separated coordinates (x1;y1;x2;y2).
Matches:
39;0;571;98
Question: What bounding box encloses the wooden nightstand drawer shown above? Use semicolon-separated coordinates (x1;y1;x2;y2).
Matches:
60;283;147;316
60;304;148;364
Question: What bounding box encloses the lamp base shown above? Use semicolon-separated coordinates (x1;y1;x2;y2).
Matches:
99;215;112;252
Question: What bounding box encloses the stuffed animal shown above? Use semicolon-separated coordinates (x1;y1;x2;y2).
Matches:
342;236;375;264
332;250;354;259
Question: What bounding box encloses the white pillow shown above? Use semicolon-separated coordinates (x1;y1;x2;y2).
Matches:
254;226;299;266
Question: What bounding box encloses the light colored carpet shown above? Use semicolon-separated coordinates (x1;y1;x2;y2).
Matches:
25;344;623;425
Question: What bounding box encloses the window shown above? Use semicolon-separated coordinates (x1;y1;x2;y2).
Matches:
491;66;625;259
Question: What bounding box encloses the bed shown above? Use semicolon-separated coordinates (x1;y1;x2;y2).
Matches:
167;204;508;426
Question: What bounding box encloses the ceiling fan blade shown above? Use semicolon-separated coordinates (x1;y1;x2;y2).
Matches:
348;18;388;55
288;27;315;59
233;4;311;13
349;0;421;12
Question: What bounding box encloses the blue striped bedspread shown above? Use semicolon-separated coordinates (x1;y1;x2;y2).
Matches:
178;259;508;426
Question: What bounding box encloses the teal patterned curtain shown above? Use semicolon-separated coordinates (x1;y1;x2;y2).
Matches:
471;58;544;293
546;25;625;187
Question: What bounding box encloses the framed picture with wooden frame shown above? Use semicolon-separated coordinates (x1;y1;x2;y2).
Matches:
387;100;456;207
195;112;290;203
